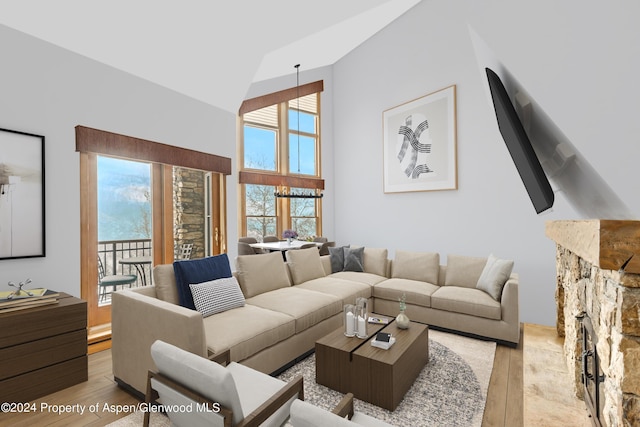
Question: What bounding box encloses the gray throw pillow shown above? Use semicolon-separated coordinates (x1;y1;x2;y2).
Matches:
329;245;348;273
476;254;514;301
343;246;365;272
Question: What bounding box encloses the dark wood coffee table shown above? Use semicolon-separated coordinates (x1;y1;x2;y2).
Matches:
315;318;429;411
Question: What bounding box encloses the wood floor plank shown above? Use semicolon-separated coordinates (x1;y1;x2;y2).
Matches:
483;344;510;426
505;337;524;426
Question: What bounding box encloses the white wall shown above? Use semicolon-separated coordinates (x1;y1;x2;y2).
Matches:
331;0;640;325
0;24;237;296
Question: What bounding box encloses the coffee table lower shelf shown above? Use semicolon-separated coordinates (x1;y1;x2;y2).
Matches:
315;319;429;411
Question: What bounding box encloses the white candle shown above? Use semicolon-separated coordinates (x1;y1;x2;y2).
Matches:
357;316;366;336
346;312;355;335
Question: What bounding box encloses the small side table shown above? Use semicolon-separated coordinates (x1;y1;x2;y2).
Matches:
120;256;153;286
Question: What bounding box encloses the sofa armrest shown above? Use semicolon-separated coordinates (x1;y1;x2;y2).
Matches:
500;274;519;325
112;290;207;395
129;285;158;298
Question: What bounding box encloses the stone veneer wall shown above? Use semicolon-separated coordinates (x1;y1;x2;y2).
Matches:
555;245;640;426
173;167;205;259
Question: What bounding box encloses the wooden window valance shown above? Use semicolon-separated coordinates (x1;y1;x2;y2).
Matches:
75;125;232;175
239;171;324;190
239;80;324;116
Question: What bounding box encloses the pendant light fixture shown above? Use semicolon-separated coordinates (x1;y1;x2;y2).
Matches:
275;64;323;199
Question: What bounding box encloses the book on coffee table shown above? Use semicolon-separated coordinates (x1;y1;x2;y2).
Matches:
368;315;390;324
371;336;396;350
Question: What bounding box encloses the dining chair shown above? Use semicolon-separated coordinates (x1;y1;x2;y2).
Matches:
319;241;335;256
238;242;257;255
239;237;264;254
177;243;194;260
238;237;258;244
313;236;328;243
263;235;280;243
144;340;304;427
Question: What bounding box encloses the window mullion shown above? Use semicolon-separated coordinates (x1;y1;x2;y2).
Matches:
279;102;289;176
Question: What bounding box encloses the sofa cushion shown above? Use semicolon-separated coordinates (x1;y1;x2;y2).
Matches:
190;276;245;318
373;278;439;308
296;277;372;305
431;286;501;320
476;254;514;301
202;304;295;361
329;271;388;286
153;264;180;304
444;254;488;288
391;250;439;284
246;287;342;333
235;251;291;298
362;247;389;277
343;246;365;272
173;254;233;310
286;247;326;285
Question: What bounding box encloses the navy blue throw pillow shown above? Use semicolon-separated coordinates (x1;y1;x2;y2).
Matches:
173;254;232;310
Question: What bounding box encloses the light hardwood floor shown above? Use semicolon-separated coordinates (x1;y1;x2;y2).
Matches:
0;324;586;426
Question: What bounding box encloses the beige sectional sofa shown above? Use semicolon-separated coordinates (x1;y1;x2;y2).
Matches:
111;247;519;397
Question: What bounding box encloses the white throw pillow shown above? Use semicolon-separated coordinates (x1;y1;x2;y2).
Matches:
476;254;514;301
190;276;245;317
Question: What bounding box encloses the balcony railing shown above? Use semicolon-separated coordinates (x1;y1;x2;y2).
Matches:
98;238;152;288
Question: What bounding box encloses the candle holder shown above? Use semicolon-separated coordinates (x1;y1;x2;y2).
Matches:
355;301;368;339
343;304;356;337
355;297;368;339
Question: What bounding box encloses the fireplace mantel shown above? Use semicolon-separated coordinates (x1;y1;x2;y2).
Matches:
545;219;640;274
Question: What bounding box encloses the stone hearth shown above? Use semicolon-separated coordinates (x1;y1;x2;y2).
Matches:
546;220;640;427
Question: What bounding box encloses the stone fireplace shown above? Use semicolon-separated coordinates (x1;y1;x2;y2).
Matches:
546;220;640;426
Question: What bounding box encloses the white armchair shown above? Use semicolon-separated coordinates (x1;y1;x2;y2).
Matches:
144;340;303;427
289;393;392;427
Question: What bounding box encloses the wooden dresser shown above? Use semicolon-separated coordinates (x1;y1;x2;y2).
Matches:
0;293;87;403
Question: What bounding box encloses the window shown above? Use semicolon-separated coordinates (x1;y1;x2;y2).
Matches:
239;81;324;240
288;95;318;176
243;104;278;171
245;184;277;239
289;187;318;237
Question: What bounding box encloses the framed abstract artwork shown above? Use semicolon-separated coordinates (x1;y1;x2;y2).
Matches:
0;128;46;260
383;85;457;193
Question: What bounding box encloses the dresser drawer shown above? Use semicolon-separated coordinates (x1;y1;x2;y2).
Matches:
0;329;87;381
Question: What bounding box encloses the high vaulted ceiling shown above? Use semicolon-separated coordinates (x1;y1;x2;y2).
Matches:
0;0;422;113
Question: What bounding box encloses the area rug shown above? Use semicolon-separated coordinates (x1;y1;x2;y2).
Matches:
107;330;495;427
278;329;495;427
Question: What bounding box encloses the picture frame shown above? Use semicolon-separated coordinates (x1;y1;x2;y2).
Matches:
383;85;457;193
0;128;46;260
